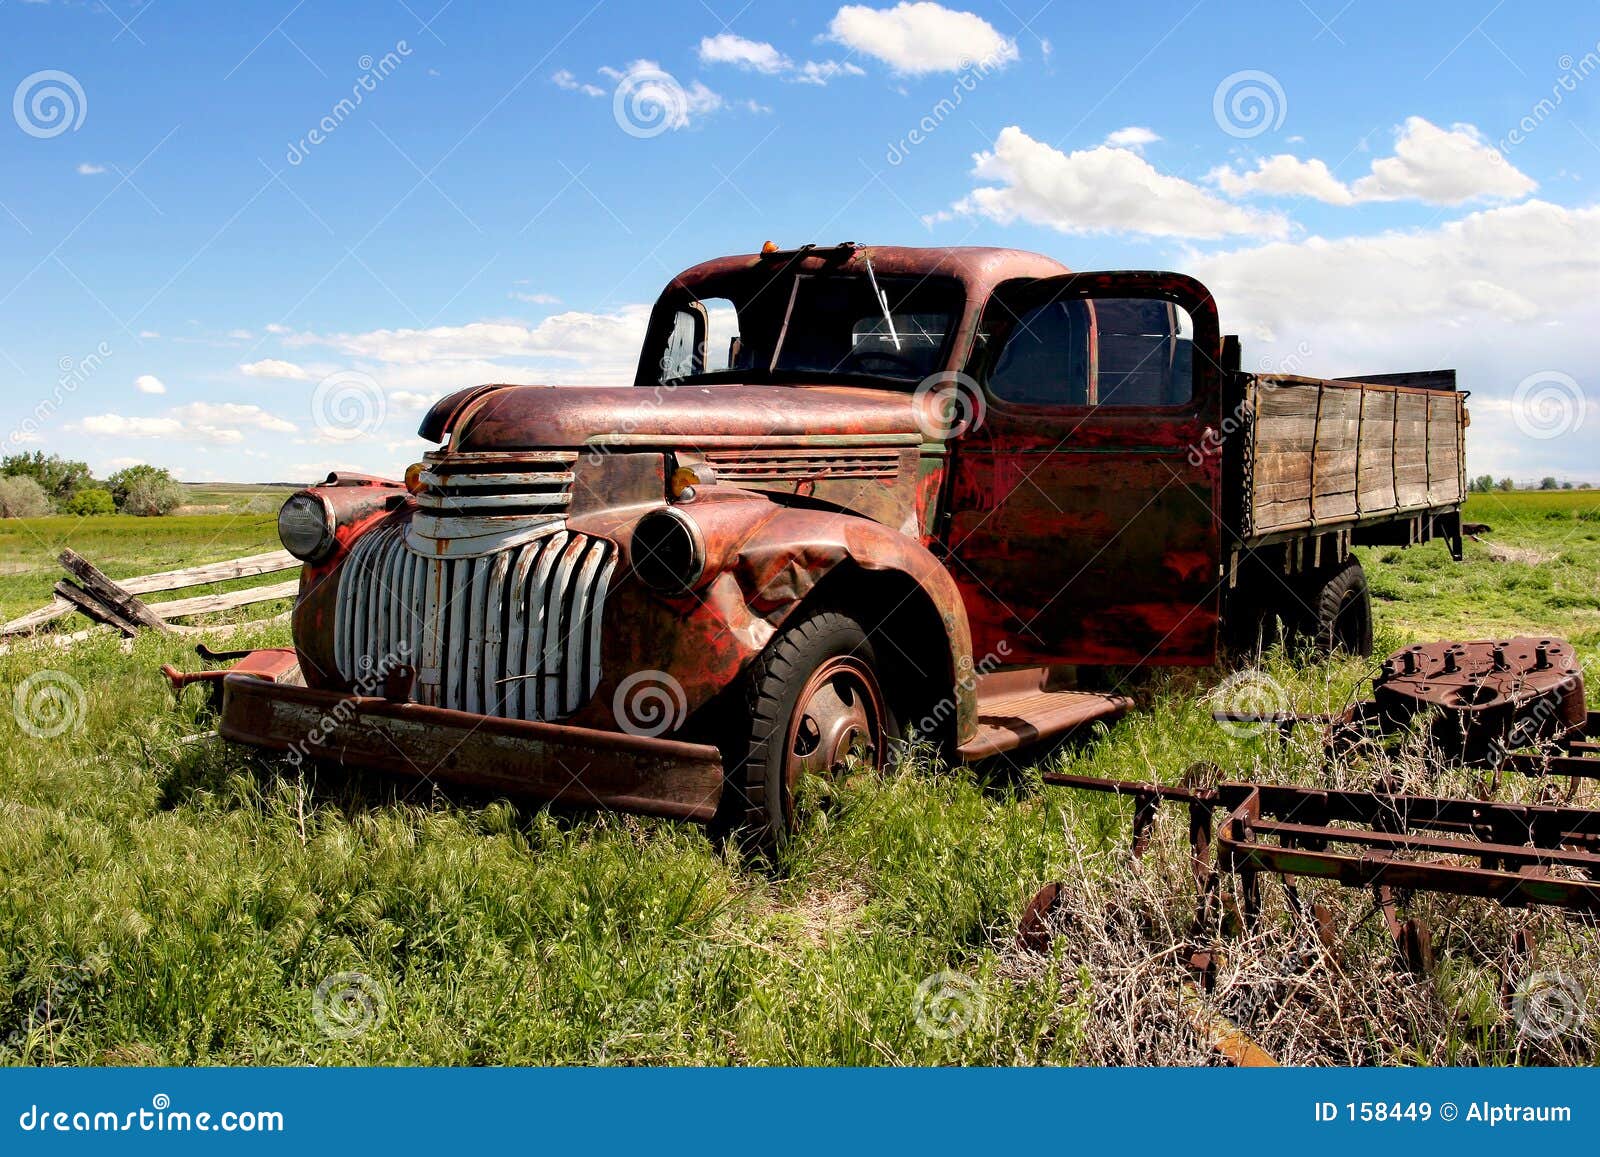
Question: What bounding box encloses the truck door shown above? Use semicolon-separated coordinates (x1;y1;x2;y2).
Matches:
942;272;1224;667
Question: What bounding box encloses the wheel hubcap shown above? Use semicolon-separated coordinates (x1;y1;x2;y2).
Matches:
784;656;887;797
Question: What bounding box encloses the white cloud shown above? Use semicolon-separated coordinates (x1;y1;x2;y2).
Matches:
1103;126;1159;151
794;59;866;85
76;162;106;175
1352;118;1535;204
510;291;562;305
80;414;211;441
138;330;160;339
240;358;312;380
172;402;296;433
1190;200;1600;478
1208;155;1356;205
696;33;864;85
551;68;604;98
698;33;788;74
134;374;166;395
290;305;652;369
77;402;297;444
598;60;723;129
1208;117;1537;207
943;126;1289;240
828;2;1018;74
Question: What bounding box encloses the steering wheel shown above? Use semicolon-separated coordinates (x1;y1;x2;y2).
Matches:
842;348;923;376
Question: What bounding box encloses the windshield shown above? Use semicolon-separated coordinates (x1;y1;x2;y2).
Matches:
655;272;962;387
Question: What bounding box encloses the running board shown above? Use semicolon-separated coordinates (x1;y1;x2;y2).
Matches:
957;669;1132;762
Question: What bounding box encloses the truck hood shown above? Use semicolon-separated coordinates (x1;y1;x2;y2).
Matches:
433;383;934;452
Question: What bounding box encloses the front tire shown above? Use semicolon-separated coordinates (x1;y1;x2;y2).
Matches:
727;608;893;851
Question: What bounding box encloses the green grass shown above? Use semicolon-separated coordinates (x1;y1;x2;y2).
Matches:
0;490;1596;1065
0;513;284;623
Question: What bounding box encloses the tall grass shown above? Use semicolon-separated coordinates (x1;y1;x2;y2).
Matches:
0;491;1596;1065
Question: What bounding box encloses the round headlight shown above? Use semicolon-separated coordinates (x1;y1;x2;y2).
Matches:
631;508;705;594
278;493;336;562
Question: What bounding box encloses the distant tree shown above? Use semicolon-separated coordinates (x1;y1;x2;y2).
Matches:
1468;474;1495;493
1539;476;1559;491
1581;482;1593;490
1563;481;1575;490
109;465;185;516
0;475;51;518
61;487;115;517
0;452;92;501
1497;477;1516;492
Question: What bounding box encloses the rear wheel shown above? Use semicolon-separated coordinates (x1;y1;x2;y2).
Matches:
1294;556;1373;657
727;608;893;851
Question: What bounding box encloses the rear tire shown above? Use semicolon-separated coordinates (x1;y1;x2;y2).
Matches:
725;608;894;852
1294;556;1373;658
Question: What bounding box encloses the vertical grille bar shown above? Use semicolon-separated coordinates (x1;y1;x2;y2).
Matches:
334;525;613;722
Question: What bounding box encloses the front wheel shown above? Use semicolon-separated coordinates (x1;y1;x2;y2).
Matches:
726;608;894;851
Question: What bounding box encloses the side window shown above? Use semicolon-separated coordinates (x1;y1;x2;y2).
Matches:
1094;299;1193;406
659;309;700;382
988;295;1194;407
658;298;740;382
988;300;1091;405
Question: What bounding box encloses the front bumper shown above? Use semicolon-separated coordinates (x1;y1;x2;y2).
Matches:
216;654;726;823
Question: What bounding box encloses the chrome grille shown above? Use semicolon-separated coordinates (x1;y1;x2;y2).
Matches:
408;451;577;558
334;524;617;721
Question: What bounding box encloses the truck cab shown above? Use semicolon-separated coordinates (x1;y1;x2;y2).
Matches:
228;243;1466;846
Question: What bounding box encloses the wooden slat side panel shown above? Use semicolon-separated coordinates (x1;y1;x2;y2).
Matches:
1357;389;1397;513
1312;385;1361;521
1249;378;1317;534
1393;392;1431;509
1427;394;1464;505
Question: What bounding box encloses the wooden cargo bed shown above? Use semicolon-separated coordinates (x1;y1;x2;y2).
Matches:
1241;373;1466;544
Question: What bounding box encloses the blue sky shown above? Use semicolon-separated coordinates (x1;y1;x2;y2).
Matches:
1;0;1596;483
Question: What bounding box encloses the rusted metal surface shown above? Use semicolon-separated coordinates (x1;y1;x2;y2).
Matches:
198;244;1472;830
1213;781;1600;913
219;671;726;823
1370;637;1585;763
1221;637;1595;779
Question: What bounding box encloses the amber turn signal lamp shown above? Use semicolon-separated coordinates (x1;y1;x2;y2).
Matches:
761;240;779;254
404;462;427;494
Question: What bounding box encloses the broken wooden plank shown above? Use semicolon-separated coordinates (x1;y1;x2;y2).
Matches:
58;549;173;635
53;580;146;637
1;549;297;637
150;579;299;621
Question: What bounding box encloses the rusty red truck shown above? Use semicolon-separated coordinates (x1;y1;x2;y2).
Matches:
212;243;1468;845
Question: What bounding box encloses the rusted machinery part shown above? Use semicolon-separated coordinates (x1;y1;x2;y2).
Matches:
1214;636;1595;776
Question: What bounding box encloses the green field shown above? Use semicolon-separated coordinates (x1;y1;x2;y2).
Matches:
0;491;1596;1065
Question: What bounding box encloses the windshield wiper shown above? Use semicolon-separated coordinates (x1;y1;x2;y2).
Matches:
862;253;901;351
